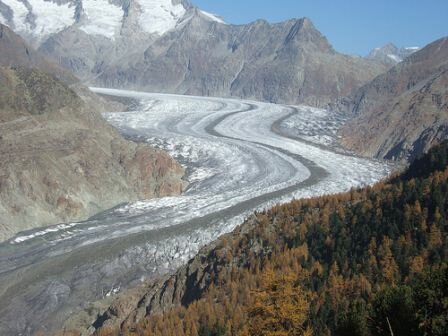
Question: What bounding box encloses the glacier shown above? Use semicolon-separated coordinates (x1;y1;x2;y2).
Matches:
0;90;392;335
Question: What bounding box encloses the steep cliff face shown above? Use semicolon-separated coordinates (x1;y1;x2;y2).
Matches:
337;37;448;160
0;22;126;112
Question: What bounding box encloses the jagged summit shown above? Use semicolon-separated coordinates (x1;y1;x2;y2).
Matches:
0;0;385;106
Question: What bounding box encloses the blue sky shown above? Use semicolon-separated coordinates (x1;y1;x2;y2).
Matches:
192;0;448;55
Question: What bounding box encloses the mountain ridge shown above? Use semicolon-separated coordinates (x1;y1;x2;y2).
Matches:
0;0;387;106
93;11;386;106
337;36;448;160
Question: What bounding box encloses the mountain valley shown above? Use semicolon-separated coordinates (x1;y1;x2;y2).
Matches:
0;1;446;336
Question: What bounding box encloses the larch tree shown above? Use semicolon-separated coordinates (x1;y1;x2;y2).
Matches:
247;267;311;336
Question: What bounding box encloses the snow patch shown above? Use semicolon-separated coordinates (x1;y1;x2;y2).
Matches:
387;54;402;63
27;0;75;42
200;10;226;24
11;222;80;244
0;11;6;25
1;0;75;43
188;167;217;183
79;0;124;39
1;0;29;32
136;0;186;35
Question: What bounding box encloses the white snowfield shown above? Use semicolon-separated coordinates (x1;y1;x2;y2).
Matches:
0;0;225;43
136;0;186;34
0;90;392;333
80;0;124;39
0;0;75;43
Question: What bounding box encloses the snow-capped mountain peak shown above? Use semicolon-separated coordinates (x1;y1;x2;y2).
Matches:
0;0;192;44
367;43;420;65
0;0;76;44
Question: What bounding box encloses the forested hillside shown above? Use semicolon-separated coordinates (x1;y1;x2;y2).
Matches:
89;142;448;336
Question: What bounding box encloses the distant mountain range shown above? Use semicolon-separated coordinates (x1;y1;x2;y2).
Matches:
367;43;420;66
0;0;386;106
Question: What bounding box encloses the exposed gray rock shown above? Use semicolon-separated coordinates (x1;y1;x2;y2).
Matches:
0;1;386;107
338;37;448;161
95;11;386;106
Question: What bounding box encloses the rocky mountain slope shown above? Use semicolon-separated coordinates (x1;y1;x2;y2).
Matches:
0;21;125;112
337;37;448;160
366;43;420;66
0;0;386;106
0;23;78;83
97;13;386;107
0;24;185;242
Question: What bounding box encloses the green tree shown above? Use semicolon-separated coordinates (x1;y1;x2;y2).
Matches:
370;286;419;336
336;299;370;336
413;265;448;336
